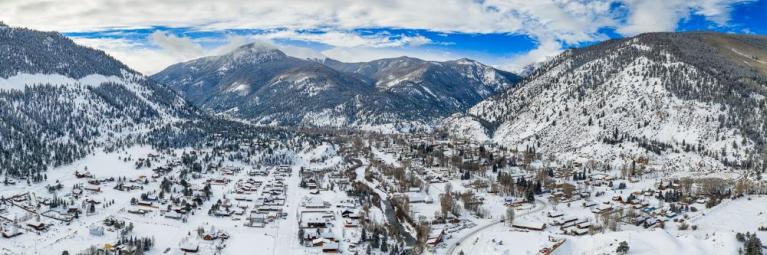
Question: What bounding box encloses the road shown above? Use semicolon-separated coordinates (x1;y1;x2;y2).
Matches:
446;199;547;255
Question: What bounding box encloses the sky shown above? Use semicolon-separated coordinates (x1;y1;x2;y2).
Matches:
1;0;765;75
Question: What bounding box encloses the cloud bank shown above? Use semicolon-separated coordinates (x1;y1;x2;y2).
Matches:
1;0;755;74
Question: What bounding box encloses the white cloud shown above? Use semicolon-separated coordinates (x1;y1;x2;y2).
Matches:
321;47;457;63
72;37;182;75
0;0;616;41
496;37;563;72
250;30;433;48
618;0;753;35
148;32;204;60
3;0;752;73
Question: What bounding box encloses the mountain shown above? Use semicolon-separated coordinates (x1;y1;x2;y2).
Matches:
445;32;767;170
151;44;520;132
0;24;197;177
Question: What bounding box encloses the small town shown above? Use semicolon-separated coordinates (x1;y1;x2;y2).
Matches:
1;130;765;255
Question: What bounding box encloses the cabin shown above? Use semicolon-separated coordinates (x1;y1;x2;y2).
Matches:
344;219;359;228
342;210;361;219
576;222;592;229
27;222;47;231
136;201;153;207
75;170;92;178
405;192;434;204
570;228;589;236
179;239;199;253
512;219;547;231
2;226;22;238
84;185;101;192
127;208;149;215
247;213;266;228
644;218;659;228
426;228;445;246
322;242;340;253
165;211;183;220
552;217;577;226
547;211;564;218
303;197;329;209
591;203;612;214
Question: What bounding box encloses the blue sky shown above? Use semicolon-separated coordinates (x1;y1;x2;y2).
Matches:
1;0;764;74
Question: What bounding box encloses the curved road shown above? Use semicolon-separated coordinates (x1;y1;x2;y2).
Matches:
446;200;547;255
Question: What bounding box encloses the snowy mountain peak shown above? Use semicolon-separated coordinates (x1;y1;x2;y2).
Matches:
223;43;287;64
154;48;521;132
452;58;481;65
231;43;285;56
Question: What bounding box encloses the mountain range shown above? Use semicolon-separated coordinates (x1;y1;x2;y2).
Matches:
151;44;521;132
2;22;766;173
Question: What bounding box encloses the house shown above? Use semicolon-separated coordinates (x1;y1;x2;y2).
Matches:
303;197;329;209
75;169;92;178
406;192;434;204
203;233;217;241
84;184;101;192
1;225;22;238
27;222;47;231
665;211;678;219
591;203;612;214
512;219;546;231
552;217;577;226
179;238;199;253
136;201;153;207
341;209;361;219
322;242;340;253
547;211;564;218
634;216;649;226
247;213;266;228
127;208;149;215
302;228;321;241
344;219;359;227
311;238;328;246
426;228;445;246
576;222;592;229
300;212;330;229
213;208;232;217
644;218;659;228
165;211;183;220
306;180;319;190
570;228;589;236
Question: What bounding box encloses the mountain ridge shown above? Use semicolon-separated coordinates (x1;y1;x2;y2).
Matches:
152;44;521;132
0;24;199;177
445;31;767;170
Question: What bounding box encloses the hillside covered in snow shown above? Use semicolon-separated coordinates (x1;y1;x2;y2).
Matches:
445;32;767;170
0;24;199;177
